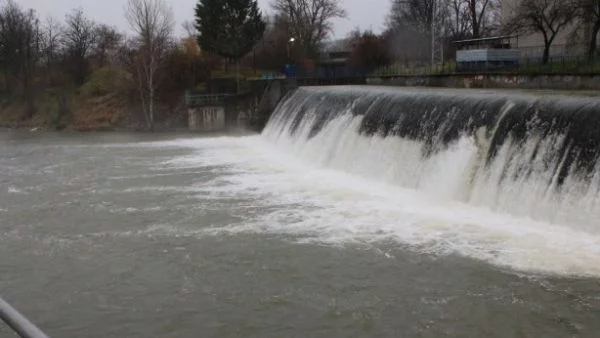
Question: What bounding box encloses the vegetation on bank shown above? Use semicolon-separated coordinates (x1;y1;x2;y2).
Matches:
3;0;599;131
0;0;197;131
0;0;348;131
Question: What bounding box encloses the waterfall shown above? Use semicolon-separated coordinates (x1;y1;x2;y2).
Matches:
263;86;600;231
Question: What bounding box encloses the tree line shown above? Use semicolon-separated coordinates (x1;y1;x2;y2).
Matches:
1;0;600;130
0;0;349;130
385;0;600;65
505;0;600;63
196;0;600;78
0;0;183;130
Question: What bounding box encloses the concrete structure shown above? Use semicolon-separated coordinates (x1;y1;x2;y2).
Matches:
314;39;354;77
455;36;520;70
367;73;600;90
188;106;226;132
186;94;243;132
185;79;298;133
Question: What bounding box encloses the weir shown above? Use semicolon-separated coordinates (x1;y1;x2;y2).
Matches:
263;86;600;229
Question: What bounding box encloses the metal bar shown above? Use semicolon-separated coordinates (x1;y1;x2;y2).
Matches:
0;296;49;338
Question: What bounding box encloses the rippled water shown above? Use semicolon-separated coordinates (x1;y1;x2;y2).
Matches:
1;131;600;338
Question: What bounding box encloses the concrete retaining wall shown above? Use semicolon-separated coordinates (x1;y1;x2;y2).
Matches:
188;106;226;132
367;74;600;90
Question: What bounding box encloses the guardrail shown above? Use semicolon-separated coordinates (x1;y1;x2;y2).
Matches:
0;296;49;338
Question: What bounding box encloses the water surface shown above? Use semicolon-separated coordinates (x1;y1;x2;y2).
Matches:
1;131;599;338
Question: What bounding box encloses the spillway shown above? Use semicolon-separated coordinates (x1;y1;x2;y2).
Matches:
263;86;600;231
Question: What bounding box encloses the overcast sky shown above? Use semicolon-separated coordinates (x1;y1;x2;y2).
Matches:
19;0;389;39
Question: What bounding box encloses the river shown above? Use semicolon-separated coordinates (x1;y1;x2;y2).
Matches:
1;129;599;337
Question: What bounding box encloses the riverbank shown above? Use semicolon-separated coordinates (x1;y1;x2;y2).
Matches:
5;79;600;134
0;92;187;132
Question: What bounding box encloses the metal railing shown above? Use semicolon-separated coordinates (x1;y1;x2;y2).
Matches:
372;54;600;77
0;296;49;338
184;93;233;107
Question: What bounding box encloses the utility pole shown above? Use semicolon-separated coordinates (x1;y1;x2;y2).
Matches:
431;0;447;67
397;0;444;67
431;0;436;67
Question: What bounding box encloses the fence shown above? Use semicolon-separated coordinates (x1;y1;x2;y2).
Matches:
184;93;233;107
373;54;600;77
517;44;587;59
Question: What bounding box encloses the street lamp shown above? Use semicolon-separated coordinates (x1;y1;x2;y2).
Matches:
285;37;297;78
287;37;296;60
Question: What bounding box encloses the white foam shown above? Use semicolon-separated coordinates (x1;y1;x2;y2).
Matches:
149;135;600;278
263;108;600;230
107;206;165;214
7;186;27;194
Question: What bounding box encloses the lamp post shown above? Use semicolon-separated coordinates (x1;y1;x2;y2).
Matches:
286;37;296;78
287;37;296;61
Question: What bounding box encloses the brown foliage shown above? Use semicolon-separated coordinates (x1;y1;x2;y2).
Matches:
347;30;391;71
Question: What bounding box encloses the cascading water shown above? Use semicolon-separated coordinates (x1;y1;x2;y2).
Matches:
263;86;600;231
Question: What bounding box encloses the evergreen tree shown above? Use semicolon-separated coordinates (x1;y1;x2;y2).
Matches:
195;0;265;91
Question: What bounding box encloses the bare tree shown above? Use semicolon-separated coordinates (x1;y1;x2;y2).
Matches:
125;0;174;131
390;0;499;40
346;29;390;71
387;0;450;65
382;26;431;64
388;0;444;35
464;0;492;38
271;0;346;57
388;0;423;34
505;0;578;63
182;20;197;37
249;15;295;71
62;8;96;85
93;24;122;67
0;0;41;103
41;17;62;72
485;0;503;35
448;0;470;39
578;0;600;59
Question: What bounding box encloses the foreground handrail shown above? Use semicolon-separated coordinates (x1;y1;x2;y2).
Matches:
0;296;49;338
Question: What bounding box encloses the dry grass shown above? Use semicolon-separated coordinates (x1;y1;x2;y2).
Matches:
0;92;128;131
0;94;57;129
70;93;128;131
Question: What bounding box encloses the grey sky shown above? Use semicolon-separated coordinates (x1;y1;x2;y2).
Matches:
19;0;389;39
